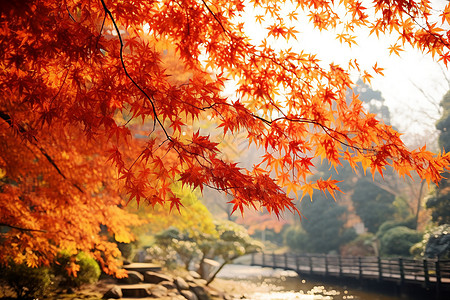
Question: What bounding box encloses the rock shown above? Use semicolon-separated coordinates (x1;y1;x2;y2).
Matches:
207;288;220;298
150;284;168;297
191;278;208;286
168;291;181;297
190;284;211;300
167;293;187;300
160;280;177;289
199;259;220;281
117;270;144;284
103;286;122;299
143;271;173;284
175;276;190;290
181;290;199;300
189;270;201;279
124;262;162;273
120;284;153;298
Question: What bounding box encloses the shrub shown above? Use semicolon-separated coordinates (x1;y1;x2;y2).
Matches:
284;226;309;253
0;263;53;299
379;226;422;257
411;224;450;259
376;218;416;239
117;242;134;260
340;233;377;257
53;251;101;287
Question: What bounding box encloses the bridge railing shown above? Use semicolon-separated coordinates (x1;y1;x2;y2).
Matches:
250;252;450;287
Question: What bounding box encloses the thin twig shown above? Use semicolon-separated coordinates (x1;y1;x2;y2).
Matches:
99;0;171;140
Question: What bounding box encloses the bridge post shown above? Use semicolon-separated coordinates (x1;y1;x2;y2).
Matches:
399;258;404;285
251;253;255;265
338;256;342;277
377;256;383;281
435;259;441;299
309;255;313;274
272;252;276;268
262;252;265;266
423;259;430;288
295;255;299;271
284;253;288;269
358;257;363;280
325;256;329;276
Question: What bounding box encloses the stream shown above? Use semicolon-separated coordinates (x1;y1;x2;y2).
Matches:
215;264;405;300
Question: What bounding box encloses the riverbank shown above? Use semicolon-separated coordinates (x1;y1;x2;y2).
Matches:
0;264;413;300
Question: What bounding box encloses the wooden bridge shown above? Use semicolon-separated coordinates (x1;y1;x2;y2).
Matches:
248;252;450;299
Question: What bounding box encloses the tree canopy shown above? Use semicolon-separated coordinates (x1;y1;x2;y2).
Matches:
1;0;450;273
427;90;450;224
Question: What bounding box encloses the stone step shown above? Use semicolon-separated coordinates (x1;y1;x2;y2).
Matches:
119;298;185;300
107;284;185;299
123;262;162;274
119;283;154;298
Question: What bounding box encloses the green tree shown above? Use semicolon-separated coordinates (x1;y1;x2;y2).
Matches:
202;220;262;285
284;226;309;253
288;195;356;254
153;227;202;270
152;220;261;285
352;180;396;233
427;91;450;224
351;78;391;125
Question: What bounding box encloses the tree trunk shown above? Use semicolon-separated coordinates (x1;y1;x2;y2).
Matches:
414;180;425;229
206;260;229;286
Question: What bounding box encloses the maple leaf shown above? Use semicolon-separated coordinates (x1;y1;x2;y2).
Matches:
169;196;184;214
255;15;264;24
228;197;247;216
388;43;404;56
372;62;384;76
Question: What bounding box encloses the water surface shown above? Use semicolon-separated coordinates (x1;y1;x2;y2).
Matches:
216;264;403;300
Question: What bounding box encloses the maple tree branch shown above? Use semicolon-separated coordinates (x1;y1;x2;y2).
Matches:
201;0;228;35
250;111;373;154
0;111;85;193
66;6;76;22
403;11;450;49
99;0;171;141
49;67;70;106
0;223;47;233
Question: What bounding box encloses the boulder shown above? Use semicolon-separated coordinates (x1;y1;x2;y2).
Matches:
175;276;190;290
190;284;211;300
189;270;201;279
103;286;122;299
181;290;199;300
167;293;188;300
191;278;207;286
120;283;153;298
117;270;144;284
160;280;177;289
150;285;168;298
168;291;182;297
199;259;220;281
143;271;173;284
124;262;162;273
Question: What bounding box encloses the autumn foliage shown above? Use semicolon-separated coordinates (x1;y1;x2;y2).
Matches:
1;0;450;273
